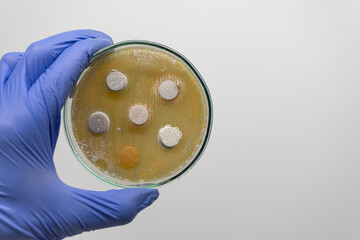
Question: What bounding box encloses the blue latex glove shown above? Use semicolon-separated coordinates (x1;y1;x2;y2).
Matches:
0;30;159;240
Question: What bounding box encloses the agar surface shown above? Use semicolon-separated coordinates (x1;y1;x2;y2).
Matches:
72;46;207;183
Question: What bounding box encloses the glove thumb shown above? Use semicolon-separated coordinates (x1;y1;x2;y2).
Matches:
67;188;159;233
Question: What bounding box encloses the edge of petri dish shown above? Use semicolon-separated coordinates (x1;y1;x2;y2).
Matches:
63;40;213;188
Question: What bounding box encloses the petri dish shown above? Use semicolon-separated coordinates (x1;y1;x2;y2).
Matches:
63;40;213;188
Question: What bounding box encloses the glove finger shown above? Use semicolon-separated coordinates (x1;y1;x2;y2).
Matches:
0;52;23;100
27;37;112;151
8;29;112;90
0;52;23;82
32;37;112;108
0;52;23;71
64;188;159;233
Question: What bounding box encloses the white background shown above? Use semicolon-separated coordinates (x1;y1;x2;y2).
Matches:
1;0;360;239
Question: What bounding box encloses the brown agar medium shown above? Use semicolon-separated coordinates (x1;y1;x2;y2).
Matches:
66;41;212;188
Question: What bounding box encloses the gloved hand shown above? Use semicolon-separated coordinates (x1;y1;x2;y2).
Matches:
0;30;159;240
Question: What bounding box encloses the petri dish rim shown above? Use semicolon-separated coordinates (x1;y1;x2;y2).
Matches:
63;40;213;188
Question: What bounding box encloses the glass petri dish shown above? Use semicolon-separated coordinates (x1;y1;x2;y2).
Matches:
63;40;212;188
